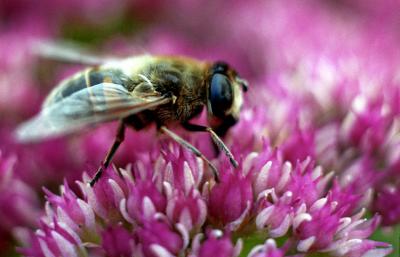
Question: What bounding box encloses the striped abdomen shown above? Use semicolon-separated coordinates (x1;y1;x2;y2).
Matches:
43;68;132;108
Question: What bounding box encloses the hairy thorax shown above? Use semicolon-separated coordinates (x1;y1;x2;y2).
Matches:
124;56;208;128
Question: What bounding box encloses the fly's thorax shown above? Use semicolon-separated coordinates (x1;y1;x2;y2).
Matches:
101;55;156;79
154;57;208;122
122;55;209;123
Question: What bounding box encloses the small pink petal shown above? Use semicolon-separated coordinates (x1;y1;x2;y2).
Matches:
293;213;312;230
297;236;316;252
256;206;275;229
269;214;291;237
150;244;175;257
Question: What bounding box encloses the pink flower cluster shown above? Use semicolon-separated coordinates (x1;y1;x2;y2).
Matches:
15;144;391;257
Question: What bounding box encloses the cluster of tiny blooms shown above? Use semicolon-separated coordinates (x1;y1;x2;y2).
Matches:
15;143;391;257
1;0;400;256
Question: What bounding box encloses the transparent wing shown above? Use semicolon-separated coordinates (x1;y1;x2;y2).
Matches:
32;40;119;65
15;83;171;142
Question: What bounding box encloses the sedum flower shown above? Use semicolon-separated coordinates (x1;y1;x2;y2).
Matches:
17;143;392;257
193;230;241;257
165;188;207;232
247;239;301;257
0;152;41;252
374;186;400;226
208;163;253;227
136;218;183;257
101;225;135;257
125;178;166;223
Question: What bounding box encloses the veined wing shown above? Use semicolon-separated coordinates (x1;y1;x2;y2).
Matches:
32;40;119;65
15;83;171;142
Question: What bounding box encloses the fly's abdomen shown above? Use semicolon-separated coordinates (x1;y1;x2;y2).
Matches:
43;68;131;108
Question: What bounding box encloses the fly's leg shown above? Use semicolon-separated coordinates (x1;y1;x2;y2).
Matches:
89;122;126;187
182;123;238;168
159;126;220;183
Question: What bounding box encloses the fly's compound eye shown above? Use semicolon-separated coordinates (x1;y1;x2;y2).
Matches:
209;73;233;117
212;61;229;74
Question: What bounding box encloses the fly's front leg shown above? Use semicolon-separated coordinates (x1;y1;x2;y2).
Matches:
89;121;126;187
182;123;238;168
159;126;220;183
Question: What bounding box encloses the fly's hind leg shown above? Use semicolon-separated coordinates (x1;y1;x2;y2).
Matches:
89;121;126;187
159;126;220;183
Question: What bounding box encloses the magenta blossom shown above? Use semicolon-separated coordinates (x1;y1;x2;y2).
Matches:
16;143;392;257
0;152;41;251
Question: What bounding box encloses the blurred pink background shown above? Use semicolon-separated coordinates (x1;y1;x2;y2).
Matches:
1;0;400;256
